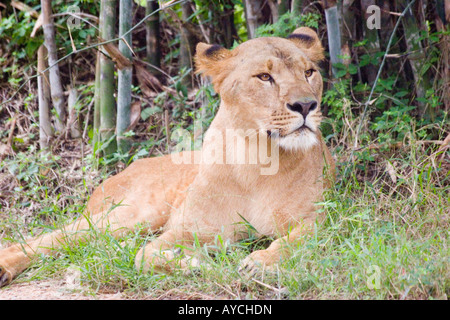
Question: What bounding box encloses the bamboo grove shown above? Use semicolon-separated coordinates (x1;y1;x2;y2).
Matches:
0;0;448;161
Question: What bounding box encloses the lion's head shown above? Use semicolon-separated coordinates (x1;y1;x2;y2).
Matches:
195;27;325;152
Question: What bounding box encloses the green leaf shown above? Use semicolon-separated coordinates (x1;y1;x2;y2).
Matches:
335;69;347;78
25;39;42;58
348;64;358;75
141;106;162;121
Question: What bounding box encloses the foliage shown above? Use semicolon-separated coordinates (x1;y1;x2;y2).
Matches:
255;11;321;38
4;142;447;299
0;9;40;87
0;0;448;300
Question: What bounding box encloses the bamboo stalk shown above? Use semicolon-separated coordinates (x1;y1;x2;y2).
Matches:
37;44;53;150
67;87;81;139
99;0;117;157
291;0;303;14
277;0;289;17
146;0;161;77
340;0;356;73
41;0;66;132
268;0;279;23
397;0;431;115
435;0;449;113
323;0;342;78
117;0;133;154
93;51;101;151
221;0;237;48
361;0;381;84
243;0;264;39
180;1;196;88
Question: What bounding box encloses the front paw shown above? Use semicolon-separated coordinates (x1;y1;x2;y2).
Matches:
0;266;12;288
238;249;278;277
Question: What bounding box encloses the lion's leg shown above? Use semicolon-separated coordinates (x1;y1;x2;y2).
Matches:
135;229;179;273
135;228;204;274
239;220;314;275
0;204;168;287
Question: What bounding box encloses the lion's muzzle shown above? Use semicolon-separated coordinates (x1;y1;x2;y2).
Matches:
286;99;318;118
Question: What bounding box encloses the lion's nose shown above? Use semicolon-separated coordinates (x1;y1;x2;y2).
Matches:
287;100;317;118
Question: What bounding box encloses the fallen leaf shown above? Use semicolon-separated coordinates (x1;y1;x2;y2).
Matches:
127;101;141;131
134;61;163;97
0;144;11;156
386;161;397;184
31;13;43;38
98;37;132;70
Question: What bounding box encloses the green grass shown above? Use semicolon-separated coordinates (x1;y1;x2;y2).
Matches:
1;130;449;300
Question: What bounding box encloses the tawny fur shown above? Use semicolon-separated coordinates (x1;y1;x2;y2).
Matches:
0;27;335;286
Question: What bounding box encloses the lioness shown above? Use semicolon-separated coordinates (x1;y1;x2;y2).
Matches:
0;27;334;287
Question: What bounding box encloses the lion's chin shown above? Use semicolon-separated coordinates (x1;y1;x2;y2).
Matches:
276;130;318;152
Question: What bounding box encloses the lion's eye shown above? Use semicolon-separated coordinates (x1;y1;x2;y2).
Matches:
305;69;315;78
257;73;273;82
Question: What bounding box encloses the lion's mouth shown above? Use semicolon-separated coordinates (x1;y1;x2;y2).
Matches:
290;123;315;136
296;124;313;132
267;124;314;139
279;124;315;138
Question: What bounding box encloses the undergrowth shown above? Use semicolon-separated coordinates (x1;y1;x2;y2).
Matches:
1;87;448;299
0;5;449;300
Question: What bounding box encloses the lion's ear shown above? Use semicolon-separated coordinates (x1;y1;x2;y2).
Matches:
195;43;232;91
287;27;324;63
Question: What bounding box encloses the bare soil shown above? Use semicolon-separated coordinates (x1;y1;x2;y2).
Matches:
0;279;126;300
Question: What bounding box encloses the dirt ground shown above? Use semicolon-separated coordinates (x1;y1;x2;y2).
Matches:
0;279;126;300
